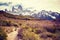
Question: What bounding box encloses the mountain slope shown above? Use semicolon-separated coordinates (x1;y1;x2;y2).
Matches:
0;10;34;20
32;10;60;20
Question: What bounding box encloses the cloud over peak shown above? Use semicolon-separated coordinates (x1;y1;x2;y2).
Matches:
0;2;12;6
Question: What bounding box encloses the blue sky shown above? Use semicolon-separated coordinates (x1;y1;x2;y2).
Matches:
0;0;60;12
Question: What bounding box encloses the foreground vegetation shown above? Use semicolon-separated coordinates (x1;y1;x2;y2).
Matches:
0;27;7;40
0;19;60;40
17;24;60;40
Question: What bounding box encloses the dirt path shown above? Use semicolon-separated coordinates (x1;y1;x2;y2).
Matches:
7;29;19;40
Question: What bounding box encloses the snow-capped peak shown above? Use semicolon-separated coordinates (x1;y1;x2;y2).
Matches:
32;10;60;20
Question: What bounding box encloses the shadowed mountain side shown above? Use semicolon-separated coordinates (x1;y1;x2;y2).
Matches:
0;10;35;20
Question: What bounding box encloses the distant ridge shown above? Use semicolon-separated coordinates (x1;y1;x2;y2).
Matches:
0;10;34;20
0;10;15;19
0;10;60;21
32;10;60;21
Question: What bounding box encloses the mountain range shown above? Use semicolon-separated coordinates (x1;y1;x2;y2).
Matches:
0;10;60;21
32;10;60;20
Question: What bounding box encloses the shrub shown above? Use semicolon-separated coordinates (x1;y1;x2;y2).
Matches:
0;20;11;26
18;27;43;40
0;27;7;40
22;30;40;40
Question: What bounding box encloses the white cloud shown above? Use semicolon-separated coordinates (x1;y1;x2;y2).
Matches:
0;0;60;12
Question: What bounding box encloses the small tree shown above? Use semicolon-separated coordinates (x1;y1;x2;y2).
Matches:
0;27;7;40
